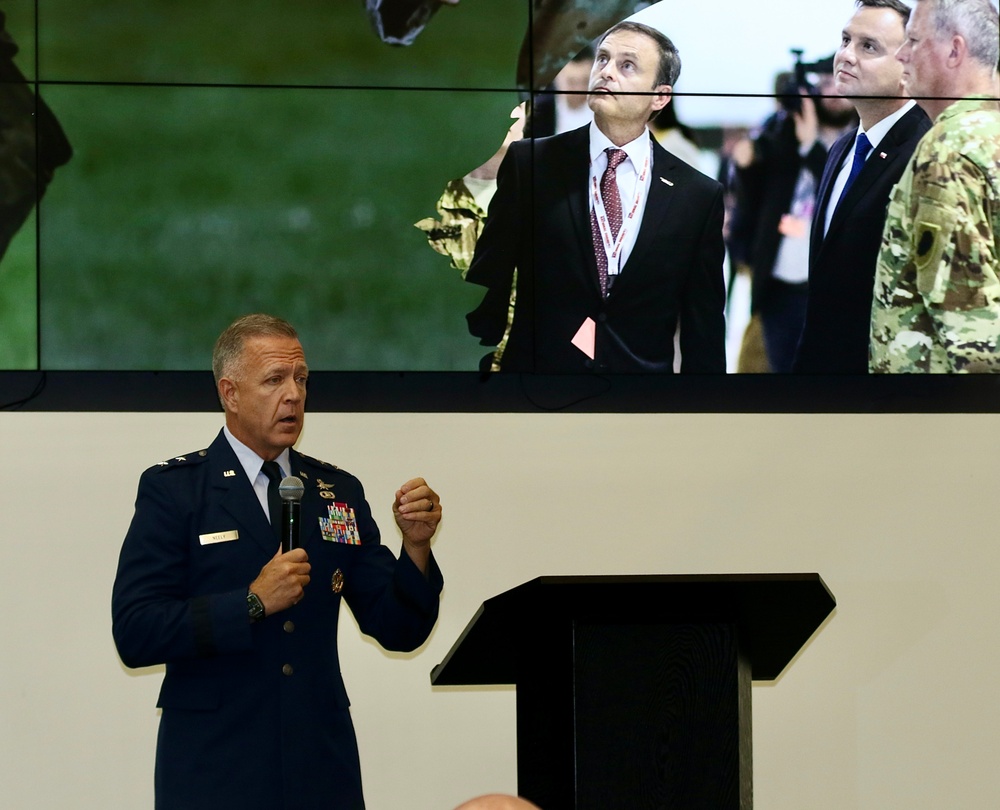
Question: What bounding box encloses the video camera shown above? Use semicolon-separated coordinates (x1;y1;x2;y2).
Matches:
776;49;834;115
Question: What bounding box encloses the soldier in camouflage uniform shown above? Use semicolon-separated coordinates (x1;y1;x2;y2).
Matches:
870;0;1000;372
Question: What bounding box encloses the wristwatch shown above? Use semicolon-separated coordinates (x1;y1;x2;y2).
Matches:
247;589;266;623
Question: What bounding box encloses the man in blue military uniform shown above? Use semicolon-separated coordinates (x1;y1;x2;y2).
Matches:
112;313;443;809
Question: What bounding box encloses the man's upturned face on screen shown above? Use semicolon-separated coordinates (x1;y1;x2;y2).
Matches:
588;30;670;125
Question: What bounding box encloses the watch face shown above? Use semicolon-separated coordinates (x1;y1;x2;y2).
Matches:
247;592;265;621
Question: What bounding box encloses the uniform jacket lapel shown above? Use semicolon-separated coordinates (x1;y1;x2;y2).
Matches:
287;448;322;551
207;431;277;555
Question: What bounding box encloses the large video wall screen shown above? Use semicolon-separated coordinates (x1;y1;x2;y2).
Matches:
1;1;998;411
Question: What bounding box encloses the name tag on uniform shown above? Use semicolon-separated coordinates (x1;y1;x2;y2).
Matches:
199;530;239;545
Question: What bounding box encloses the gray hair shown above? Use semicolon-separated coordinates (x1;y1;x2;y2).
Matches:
916;0;1000;69
212;313;298;387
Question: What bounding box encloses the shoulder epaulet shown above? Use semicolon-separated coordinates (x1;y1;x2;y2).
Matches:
149;448;209;472
297;452;341;472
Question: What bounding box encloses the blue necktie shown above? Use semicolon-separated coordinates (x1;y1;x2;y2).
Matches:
840;132;872;202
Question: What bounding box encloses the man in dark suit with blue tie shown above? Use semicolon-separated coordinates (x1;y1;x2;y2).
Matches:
793;0;931;374
465;21;726;373
112;314;443;809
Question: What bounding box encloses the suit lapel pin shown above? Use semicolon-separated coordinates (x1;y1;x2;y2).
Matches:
659;177;674;187
879;152;887;159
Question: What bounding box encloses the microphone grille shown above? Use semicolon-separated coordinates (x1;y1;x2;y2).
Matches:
278;475;305;502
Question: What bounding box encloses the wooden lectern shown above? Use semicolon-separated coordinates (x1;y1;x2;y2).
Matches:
431;574;835;810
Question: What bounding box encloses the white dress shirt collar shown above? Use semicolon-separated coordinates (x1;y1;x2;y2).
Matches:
588;121;652;170
860;99;916;151
223;425;291;484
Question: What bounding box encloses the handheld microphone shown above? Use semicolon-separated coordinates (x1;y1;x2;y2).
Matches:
278;476;305;553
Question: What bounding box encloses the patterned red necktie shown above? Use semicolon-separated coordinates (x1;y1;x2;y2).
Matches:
590;147;628;297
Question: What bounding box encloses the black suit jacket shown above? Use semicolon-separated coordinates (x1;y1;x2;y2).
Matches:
794;104;931;373
465;126;726;373
112;430;443;809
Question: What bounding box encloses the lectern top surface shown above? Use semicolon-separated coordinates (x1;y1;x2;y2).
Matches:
431;573;836;685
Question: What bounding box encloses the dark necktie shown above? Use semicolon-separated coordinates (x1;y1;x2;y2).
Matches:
838;132;872;207
261;460;283;539
590;147;628;297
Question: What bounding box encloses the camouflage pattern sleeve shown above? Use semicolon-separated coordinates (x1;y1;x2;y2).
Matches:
871;101;1000;373
413;178;486;276
414;176;516;370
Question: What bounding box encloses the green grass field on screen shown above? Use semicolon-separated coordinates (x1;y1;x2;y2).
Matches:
3;0;527;370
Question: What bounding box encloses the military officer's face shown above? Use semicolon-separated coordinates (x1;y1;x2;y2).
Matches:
835;6;908;100
588;30;670;125
896;1;951;100
220;335;308;461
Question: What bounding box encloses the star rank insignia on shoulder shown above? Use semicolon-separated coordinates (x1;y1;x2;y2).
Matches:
152;450;208;471
299;452;339;471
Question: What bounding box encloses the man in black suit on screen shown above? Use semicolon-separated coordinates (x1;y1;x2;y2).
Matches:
465;20;726;374
793;0;930;374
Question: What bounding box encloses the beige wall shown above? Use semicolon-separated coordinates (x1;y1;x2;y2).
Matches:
2;411;998;808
